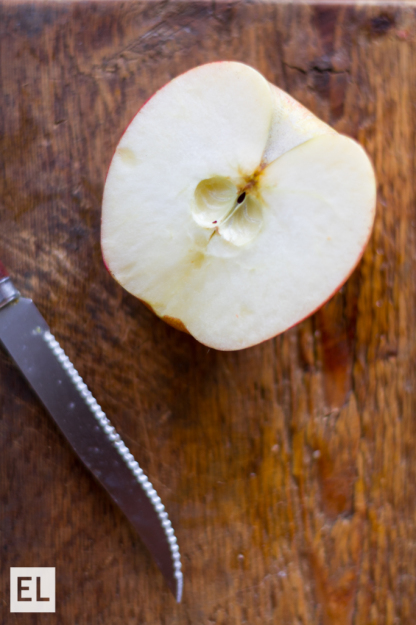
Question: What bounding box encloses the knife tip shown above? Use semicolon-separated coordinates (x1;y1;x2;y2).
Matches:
175;571;183;603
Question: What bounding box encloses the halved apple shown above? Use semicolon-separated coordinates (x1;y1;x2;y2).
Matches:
101;62;376;351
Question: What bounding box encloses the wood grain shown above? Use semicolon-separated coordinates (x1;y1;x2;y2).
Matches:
1;1;416;623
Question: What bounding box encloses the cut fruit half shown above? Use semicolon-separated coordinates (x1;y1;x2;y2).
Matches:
101;61;376;351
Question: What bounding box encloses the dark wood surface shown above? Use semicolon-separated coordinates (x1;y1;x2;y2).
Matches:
1;1;416;623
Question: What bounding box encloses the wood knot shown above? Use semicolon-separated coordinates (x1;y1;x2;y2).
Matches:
368;14;395;37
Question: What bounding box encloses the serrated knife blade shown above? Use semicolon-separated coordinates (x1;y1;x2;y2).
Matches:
0;262;183;602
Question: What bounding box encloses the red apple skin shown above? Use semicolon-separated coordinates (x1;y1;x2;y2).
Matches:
101;63;376;352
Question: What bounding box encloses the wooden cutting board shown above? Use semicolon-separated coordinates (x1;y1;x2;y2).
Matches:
1;1;416;623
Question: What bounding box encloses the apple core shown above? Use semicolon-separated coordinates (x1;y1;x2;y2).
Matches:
192;175;264;246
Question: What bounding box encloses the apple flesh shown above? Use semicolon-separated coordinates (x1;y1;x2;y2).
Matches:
101;62;376;351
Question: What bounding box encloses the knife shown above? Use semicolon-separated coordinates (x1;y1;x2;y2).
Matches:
0;260;183;602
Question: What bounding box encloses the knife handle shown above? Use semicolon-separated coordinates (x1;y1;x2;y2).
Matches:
0;261;20;309
0;260;9;280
